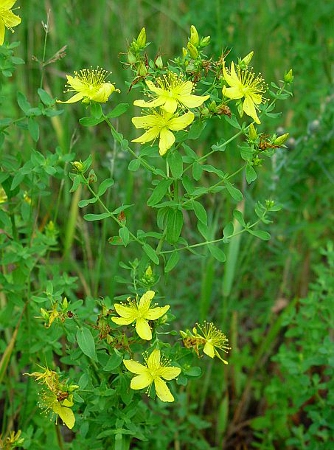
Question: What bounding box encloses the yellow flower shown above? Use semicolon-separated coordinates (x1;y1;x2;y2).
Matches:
24;366;77;429
123;349;181;402
58;68;119;104
134;72;209;114
39;391;75;429
181;322;230;364
132;109;194;156
0;0;21;46
222;61;266;124
112;290;169;340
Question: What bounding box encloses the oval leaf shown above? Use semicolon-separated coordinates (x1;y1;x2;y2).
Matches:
76;327;97;361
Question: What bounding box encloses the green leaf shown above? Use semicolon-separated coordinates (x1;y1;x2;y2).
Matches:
84;212;111;221
78;197;98;208
79;116;104;127
107;103;129;118
167;151;183;179
208;244;226;262
143;243;159;265
223;222;234;242
233;209;245;226
28;117;39;142
166;208;183;244
37;88;54;106
147;179;172;207
97;178;114;197
103;349;123;371
76;327;97;361
188;120;206;139
119;226;130;246
164;251;180;273
225;182;243;202
128;159;141;171
90;102;103;119
247;229;271;240
245;164;257;183
17;92;31;113
193;201;207;225
192;161;203;181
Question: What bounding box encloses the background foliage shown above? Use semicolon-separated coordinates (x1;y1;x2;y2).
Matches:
1;0;333;449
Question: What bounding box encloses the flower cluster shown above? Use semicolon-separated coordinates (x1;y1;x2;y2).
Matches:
180;322;230;364
132;71;209;155
24;366;78;429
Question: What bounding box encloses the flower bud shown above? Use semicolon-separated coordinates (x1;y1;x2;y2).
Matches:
127;51;137;65
273;133;289;146
155;55;163;69
72;161;85;172
182;47;188;58
248;123;258;141
200;36;211;47
136;27;146;49
284;69;294;84
137;62;147;77
240;51;254;68
190;25;199;46
187;42;199;59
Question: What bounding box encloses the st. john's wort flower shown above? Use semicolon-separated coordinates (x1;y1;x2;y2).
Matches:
222;61;266;124
58;68;119;104
134;72;209;114
123;349;181;402
132;108;194;156
112;290;170;340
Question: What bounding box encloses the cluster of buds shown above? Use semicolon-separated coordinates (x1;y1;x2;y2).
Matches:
0;430;24;449
39;297;72;328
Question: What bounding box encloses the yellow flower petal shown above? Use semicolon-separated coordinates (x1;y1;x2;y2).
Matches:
138;290;155;312
159;128;175;156
168;112;195;131
130;373;153;390
114;303;136;320
158;366;181;380
111;316;134;325
203;341;215;358
147;349;161;369
52;403;75;429
123;359;147;374
154;377;174;402
135;317;152;340
145;304;169;320
243;96;260;124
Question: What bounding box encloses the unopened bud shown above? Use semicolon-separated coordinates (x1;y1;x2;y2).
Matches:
200;36;210;47
137;62;147;77
284;69;294;84
190;25;199;46
155;55;163;69
136;27;146;49
187;42;199;59
182;47;188;58
240;51;254;68
273;133;289;146
248;123;258;141
72;161;85;172
127;51;137;65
